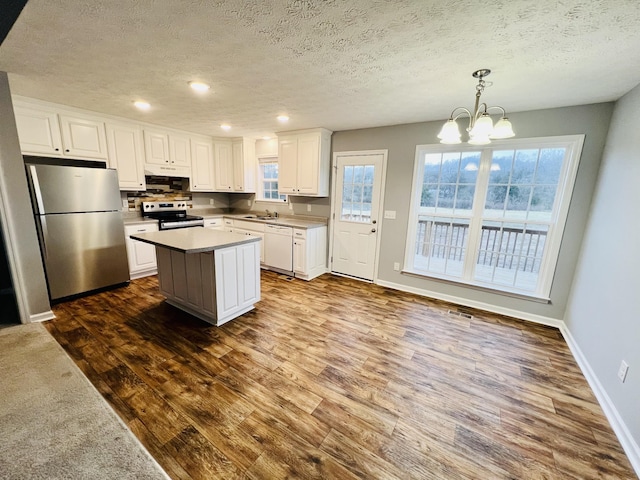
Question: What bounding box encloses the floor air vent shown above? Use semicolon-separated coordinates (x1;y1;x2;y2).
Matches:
447;309;473;319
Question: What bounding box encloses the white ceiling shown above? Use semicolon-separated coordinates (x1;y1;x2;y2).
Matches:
1;0;640;138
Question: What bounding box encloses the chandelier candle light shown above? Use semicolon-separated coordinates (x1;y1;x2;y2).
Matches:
437;69;515;145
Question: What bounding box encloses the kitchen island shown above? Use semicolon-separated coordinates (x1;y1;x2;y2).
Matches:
129;228;261;326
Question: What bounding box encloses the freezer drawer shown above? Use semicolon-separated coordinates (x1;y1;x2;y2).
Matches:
37;211;129;300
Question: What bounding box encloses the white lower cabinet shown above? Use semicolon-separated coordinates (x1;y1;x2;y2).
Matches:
155;241;260;326
293;226;327;280
231;220;265;263
124;223;159;278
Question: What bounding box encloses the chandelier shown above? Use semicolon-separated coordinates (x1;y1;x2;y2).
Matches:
437;69;515;145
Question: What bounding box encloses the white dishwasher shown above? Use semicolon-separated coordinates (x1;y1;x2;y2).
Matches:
264;224;293;273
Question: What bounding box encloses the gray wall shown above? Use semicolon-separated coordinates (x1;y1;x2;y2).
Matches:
0;72;51;322
564;85;640;451
332;103;614;322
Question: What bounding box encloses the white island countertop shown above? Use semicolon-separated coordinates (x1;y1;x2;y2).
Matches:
130;228;260;254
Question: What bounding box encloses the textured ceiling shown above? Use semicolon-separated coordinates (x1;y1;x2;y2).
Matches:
1;0;640;138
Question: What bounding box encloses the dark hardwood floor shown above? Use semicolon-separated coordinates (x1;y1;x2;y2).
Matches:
45;271;636;479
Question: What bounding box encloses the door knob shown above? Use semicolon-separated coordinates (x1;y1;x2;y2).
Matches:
371;228;376;233
372;220;377;224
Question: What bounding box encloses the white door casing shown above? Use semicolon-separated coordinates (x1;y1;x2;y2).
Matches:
330;150;387;282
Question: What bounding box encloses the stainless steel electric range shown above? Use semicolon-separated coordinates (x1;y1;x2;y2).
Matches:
141;201;204;230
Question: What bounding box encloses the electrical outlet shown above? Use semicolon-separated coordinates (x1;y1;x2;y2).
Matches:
247;200;251;207
122;199;128;209
618;360;629;383
307;204;312;212
393;262;400;271
209;199;214;205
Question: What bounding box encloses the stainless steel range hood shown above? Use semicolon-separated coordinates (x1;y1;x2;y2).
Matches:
144;163;191;177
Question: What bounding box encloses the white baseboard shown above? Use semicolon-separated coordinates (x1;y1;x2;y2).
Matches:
375;279;563;328
29;310;55;323
561;326;640;477
374;278;639;477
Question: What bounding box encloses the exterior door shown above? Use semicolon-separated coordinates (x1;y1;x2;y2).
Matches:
331;152;385;281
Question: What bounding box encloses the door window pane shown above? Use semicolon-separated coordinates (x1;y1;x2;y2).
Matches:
341;164;375;222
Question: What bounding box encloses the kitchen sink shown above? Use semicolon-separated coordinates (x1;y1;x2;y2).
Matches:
241;214;279;221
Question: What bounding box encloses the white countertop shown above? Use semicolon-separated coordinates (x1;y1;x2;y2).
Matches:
223;214;327;229
130;228;260;254
123;212;328;229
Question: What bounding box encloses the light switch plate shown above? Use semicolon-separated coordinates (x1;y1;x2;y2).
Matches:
384;210;396;219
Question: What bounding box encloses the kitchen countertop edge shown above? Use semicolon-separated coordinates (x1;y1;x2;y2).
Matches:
130;229;260;254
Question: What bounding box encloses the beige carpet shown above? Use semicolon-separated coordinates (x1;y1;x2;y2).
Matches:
0;323;170;480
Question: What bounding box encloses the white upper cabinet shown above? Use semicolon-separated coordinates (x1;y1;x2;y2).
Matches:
105;122;146;191
278;128;332;197
212;138;256;192
232;138;256;192
169;134;191;166
143;129;170;165
59;115;108;160
144;129;192;167
14;102;108;160
214;140;233;191
190;138;215;191
13;105;63;156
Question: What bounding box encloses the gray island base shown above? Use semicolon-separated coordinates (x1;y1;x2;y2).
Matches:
130;229;261;326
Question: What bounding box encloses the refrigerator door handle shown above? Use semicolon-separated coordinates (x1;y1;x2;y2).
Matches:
29;165;46;214
39;216;48;259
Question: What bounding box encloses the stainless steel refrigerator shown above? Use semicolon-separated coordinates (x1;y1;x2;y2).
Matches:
26;163;130;301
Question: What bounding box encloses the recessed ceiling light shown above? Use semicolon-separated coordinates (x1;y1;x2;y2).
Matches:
277;115;289;123
189;81;210;92
220;124;231;131
133;100;150;110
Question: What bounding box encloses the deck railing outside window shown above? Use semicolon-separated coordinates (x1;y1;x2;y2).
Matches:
415;218;548;273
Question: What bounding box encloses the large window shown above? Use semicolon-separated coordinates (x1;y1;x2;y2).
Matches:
405;135;584;298
257;156;287;203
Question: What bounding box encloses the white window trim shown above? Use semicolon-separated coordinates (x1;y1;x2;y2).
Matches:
255;155;288;204
403;134;585;299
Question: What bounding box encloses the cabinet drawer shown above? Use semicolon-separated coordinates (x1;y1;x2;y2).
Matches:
204;218;223;228
293;228;306;240
125;223;158;234
223;218;234;227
